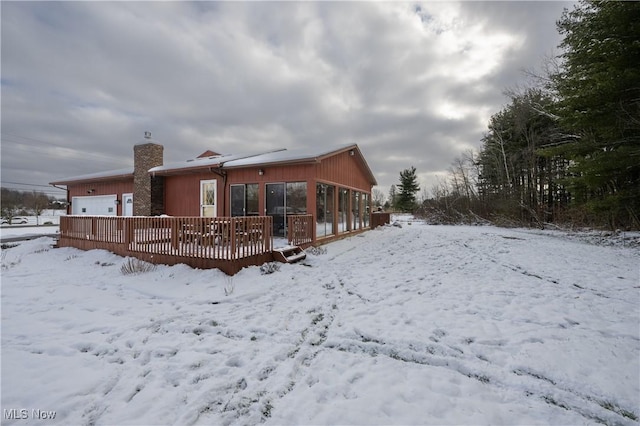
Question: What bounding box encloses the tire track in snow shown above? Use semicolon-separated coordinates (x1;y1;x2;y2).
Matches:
308;225;638;425
323;331;638;425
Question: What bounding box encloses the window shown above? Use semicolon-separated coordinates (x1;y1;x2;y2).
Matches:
266;182;307;237
247;184;259;216
287;182;307;215
352;191;361;230
362;193;370;227
338;188;349;232
231;184;259;217
316;183;335;237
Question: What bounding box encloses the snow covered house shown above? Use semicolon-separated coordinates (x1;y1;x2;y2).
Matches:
50;132;378;245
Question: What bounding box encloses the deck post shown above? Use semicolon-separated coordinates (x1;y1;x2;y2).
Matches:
171;219;179;250
230;217;237;260
123;218;131;246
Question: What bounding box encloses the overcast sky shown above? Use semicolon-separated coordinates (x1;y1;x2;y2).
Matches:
1;1;574;200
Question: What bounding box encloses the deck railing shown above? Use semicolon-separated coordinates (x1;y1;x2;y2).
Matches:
287;214;313;248
58;216;273;274
371;212;391;228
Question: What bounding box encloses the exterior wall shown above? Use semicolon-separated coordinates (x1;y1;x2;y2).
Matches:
163;171;223;216
225;164;315;216
66;180;134;216
163;165;318;218
133;143;163;216
316;150;372;192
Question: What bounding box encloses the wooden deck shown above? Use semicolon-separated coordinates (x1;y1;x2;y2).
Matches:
57;213;377;274
58;216;275;275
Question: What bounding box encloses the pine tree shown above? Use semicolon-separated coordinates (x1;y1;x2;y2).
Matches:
396;167;420;212
477;88;566;222
551;0;640;228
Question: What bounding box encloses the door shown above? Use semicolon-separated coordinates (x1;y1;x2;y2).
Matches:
200;179;217;217
122;193;134;216
266;183;285;237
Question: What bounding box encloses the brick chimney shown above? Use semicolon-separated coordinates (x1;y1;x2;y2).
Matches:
133;132;164;216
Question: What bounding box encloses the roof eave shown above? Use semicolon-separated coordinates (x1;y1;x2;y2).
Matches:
151;163;222;176
50;173;134;186
222;157;319;170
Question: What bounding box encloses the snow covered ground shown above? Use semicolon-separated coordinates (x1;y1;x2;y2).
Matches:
0;225;60;241
1;216;638;425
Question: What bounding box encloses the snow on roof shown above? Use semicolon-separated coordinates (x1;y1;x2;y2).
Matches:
149;145;353;174
50;167;133;185
50;143;375;183
148;152;269;174
222;144;356;168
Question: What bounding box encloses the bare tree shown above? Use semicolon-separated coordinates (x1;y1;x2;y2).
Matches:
372;188;386;208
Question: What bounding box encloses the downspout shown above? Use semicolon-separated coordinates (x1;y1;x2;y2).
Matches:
51;184;70;215
209;167;227;216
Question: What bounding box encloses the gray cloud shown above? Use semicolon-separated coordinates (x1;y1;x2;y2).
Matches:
1;1;574;199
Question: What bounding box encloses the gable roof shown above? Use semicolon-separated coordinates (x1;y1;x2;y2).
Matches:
147;150;284;176
222;144;378;185
197;150;221;158
50;144;377;186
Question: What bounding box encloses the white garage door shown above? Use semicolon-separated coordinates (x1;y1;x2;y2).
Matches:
72;195;117;216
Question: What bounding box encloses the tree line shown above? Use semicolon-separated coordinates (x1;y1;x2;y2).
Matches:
1;187;65;221
395;1;639;230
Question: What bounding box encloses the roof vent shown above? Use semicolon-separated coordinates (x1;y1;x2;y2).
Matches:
144;131;152;139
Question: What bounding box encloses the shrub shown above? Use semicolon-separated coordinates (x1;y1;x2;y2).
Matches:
224;276;235;296
306;246;327;256
120;258;156;275
260;262;280;275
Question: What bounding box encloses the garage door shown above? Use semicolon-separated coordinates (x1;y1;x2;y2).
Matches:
72;195;117;216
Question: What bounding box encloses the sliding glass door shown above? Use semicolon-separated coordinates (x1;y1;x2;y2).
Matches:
231;184;259;217
266;182;308;237
266;183;286;236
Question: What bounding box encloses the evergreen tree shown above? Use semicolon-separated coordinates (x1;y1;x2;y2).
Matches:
551;0;640;228
478;88;566;222
396;167;420;212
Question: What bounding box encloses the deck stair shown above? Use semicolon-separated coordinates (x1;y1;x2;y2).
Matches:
272;246;306;264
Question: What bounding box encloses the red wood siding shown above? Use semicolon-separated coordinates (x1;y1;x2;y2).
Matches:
226;164;315;184
316;150;373;191
163;172;222;216
67;180;134;216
